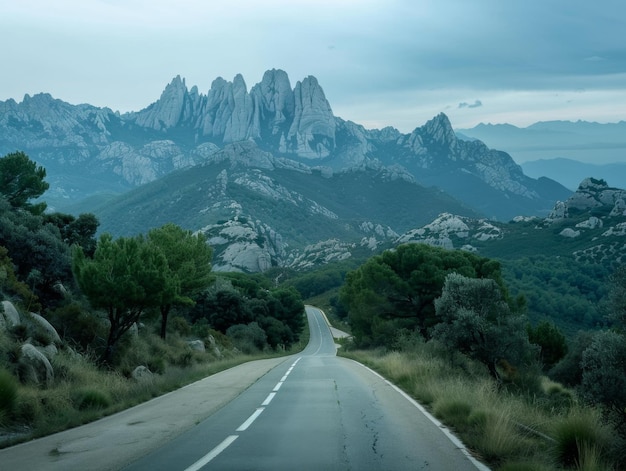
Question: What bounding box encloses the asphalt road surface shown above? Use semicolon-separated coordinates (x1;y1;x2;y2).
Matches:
122;306;488;470
0;306;489;470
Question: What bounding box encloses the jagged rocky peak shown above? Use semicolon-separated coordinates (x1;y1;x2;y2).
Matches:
133;75;190;131
422;112;457;146
285;75;336;158
251;69;295;132
126;69;336;159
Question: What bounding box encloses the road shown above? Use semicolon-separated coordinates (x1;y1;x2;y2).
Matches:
122;306;488;470
0;306;489;470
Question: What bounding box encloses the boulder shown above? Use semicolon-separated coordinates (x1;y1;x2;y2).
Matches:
37;344;59;360
131;366;153;381
28;312;62;344
19;343;54;387
187;340;205;352
560;228;580;238
207;335;222;358
1;301;21;330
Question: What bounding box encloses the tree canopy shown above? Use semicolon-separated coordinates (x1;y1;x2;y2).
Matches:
0;151;49;214
339;243;504;346
72;233;171;364
431;273;536;380
147;223;213;339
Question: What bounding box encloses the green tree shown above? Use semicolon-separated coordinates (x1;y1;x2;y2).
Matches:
45;212;99;256
580;330;626;422
0;200;73;305
607;265;626;332
527;320;568;370
268;287;305;339
340;244;504;346
72;233;171;365
147;224;213;339
431;273;536;380
0;151;49;214
201;288;253;333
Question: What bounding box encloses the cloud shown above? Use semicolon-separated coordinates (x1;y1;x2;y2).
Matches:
1;0;625;128
458;100;483;109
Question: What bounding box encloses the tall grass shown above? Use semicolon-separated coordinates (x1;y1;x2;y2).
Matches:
342;342;619;470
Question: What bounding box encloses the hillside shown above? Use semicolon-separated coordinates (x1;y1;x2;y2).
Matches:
86;141;480;271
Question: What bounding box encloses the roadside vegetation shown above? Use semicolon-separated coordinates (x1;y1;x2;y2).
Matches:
329;244;626;470
1;151;625;470
0;151;306;446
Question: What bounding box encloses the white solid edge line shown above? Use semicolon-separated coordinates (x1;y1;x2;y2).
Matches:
262;392;277;406
236;408;265;432
184;435;238;471
349;359;491;471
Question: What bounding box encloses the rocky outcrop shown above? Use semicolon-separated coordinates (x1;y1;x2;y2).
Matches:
549;178;626;218
198;216;286;272
396;213;503;251
129;69;336;159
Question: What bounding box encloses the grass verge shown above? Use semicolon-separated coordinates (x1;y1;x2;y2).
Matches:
340;341;618;470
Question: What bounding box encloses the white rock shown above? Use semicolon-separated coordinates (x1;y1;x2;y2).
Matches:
560;228;580;238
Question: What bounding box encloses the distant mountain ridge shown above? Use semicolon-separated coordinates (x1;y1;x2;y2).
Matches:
521;158;626;191
457;120;626;165
0;69;569;221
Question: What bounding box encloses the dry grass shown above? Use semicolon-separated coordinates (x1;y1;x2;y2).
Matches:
342;346;618;470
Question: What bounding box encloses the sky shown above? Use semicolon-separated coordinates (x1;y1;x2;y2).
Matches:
1;0;626;132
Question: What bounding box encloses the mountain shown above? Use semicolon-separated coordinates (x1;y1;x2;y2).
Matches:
396;177;626;263
521;158;626;191
456;120;626;165
87;140;481;272
0;69;569;221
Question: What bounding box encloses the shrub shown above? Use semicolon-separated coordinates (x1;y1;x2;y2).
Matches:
499;462;554;471
433;399;472;429
0;368;18;415
227;323;267;354
73;389;111;410
551;408;612;469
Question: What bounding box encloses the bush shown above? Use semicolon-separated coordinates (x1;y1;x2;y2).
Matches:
550;408;612;469
227;323;267;354
73;389;111;410
0;368;18;415
433;399;472;429
48;302;105;351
